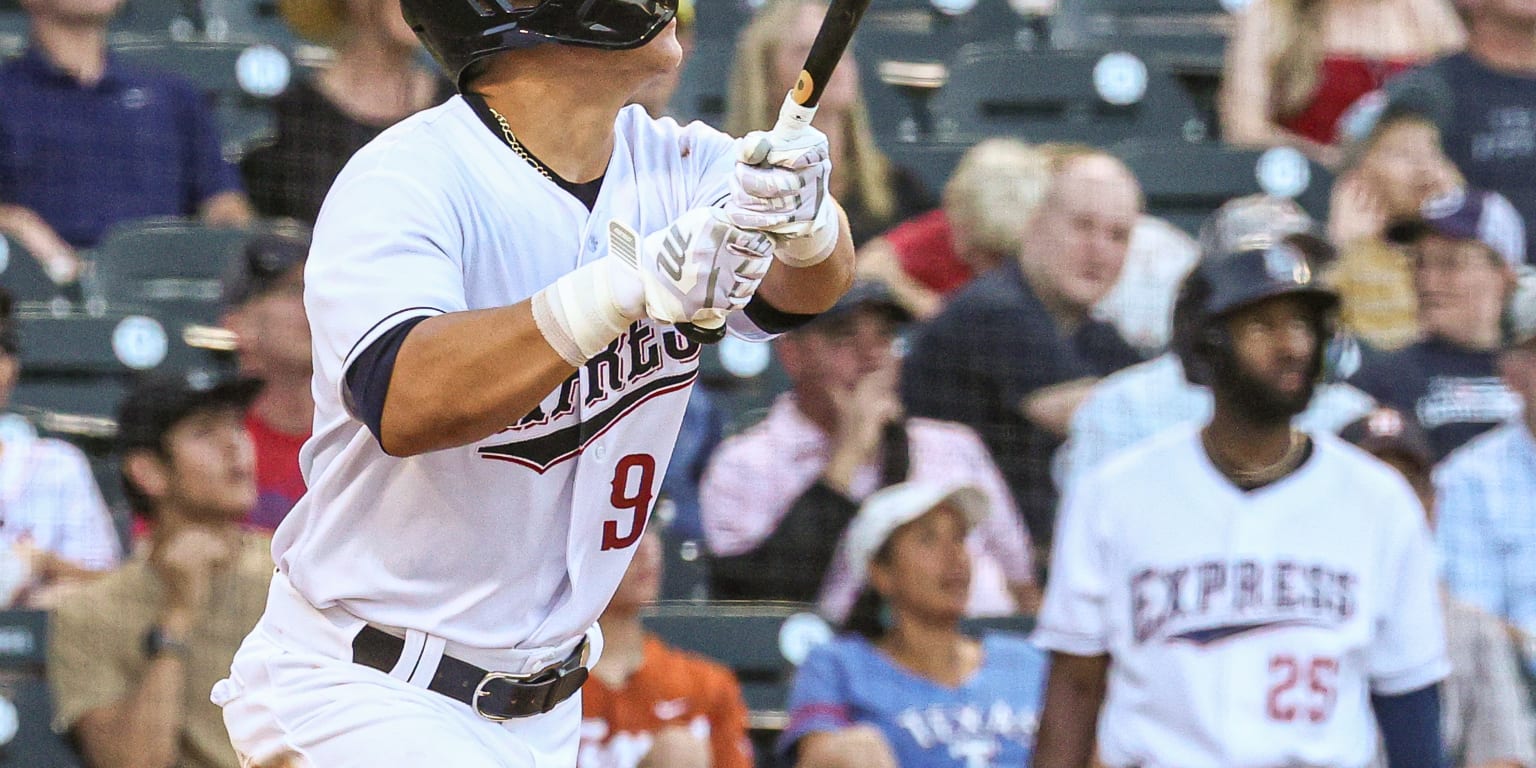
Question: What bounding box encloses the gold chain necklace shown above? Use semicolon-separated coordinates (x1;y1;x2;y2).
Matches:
1205;429;1308;489
487;106;554;182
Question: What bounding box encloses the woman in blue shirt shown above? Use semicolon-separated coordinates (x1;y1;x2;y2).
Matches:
779;481;1048;768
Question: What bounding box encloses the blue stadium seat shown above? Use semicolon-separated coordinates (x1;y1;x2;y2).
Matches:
929;46;1205;145
1054;0;1234;74
878;140;969;199
110;0;201;39
0;610;83;768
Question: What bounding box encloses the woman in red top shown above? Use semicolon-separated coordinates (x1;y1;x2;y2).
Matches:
1221;0;1463;167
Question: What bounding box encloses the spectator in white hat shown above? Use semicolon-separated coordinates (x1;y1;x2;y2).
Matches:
779;481;1047;768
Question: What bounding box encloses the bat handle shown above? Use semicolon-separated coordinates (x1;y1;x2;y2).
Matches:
773;91;819;143
676;321;727;345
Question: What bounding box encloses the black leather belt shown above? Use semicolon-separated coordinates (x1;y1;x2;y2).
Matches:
351;625;589;721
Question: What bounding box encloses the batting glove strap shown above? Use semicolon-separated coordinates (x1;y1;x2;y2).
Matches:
612;208;775;332
771;197;839;268
532;258;645;367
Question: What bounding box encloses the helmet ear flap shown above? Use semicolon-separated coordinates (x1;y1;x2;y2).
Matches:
1172;270;1217;386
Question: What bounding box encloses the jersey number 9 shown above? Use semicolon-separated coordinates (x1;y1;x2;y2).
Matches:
602;453;657;551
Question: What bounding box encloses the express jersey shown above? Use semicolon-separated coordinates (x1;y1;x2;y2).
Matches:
1035;427;1449;768
780;634;1047;768
277;98;760;650
578;635;752;768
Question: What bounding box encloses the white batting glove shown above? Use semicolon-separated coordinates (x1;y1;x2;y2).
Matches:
728;125;840;268
531;209;773;367
611;208;774;329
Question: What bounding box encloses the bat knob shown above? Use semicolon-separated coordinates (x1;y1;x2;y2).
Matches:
677;321;727;346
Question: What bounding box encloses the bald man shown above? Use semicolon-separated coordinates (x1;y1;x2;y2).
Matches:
902;150;1145;561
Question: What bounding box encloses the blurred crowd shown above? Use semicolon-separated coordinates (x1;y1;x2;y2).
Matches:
2;0;1536;765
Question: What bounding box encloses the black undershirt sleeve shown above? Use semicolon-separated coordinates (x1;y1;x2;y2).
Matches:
345;316;431;444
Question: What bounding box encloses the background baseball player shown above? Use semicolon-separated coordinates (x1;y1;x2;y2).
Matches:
1032;241;1450;768
210;0;855;764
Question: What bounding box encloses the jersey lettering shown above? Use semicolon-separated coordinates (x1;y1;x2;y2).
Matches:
1132;559;1357;644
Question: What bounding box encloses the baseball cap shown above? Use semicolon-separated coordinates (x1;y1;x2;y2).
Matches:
1386;187;1527;269
845;481;989;583
798;279;913;334
1197;195;1334;269
117;369;263;452
221;232;309;309
1339;407;1433;475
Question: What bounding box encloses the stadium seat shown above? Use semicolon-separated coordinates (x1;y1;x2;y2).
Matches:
1112;137;1334;235
87;217;257;327
110;38;295;157
1054;0;1234;74
11;310;234;423
110;0;201;39
0;235;71;312
642;601;830;730
879;140;969;199
960;613;1037;638
928;46;1206;145
0;609;84;768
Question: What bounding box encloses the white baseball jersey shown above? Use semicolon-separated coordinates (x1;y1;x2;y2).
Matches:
275;97;760;651
1034;426;1450;768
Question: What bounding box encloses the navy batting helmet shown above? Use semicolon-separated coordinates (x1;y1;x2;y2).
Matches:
1172;240;1340;386
401;0;677;89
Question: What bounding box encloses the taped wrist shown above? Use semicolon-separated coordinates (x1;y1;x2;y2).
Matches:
775;199;839;268
532;259;644;367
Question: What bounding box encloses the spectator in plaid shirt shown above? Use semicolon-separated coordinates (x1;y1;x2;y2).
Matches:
700;280;1036;619
0;286;119;607
1343;407;1536;768
1435;274;1536;677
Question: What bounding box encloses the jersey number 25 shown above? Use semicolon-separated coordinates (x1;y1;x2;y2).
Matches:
1267;654;1339;723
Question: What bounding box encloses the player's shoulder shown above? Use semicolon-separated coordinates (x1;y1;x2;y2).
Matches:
1087;423;1203;486
1307;432;1426;518
332;97;482;187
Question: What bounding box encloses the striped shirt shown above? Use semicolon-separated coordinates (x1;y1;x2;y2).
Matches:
700;395;1033;620
1435;420;1536;642
0;418;120;598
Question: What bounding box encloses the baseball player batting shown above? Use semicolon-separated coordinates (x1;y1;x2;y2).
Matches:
1032;242;1451;768
210;0;855;764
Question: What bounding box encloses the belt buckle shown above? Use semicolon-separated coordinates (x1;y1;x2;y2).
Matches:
471;671;529;722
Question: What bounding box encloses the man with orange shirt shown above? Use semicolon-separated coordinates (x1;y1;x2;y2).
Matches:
581;524;752;768
221;231;313;530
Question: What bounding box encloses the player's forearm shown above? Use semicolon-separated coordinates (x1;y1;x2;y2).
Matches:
1034;653;1109;768
380;302;577;456
755;205;855;315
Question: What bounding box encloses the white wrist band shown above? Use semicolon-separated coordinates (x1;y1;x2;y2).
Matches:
532;259;644;367
774;200;839;268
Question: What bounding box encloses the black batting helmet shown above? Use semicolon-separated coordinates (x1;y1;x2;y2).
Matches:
1172;241;1340;386
401;0;678;89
